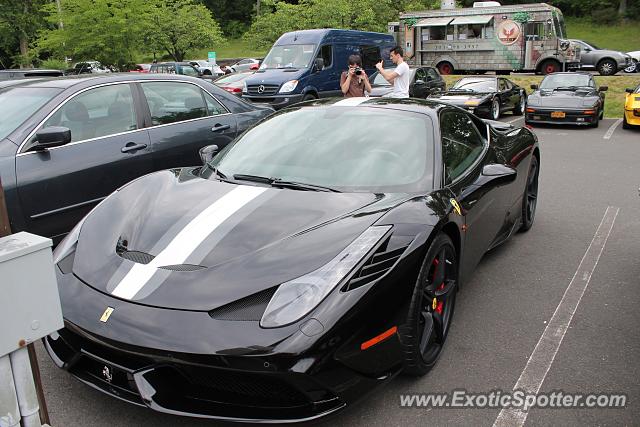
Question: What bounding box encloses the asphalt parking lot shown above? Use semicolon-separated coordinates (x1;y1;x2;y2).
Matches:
34;115;639;426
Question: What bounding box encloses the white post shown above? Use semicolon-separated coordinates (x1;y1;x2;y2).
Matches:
9;348;40;427
0;355;20;427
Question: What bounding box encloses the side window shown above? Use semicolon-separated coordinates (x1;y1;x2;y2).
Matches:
37;84;136;143
181;65;199;77
498;79;507;91
360;45;381;69
440;110;485;184
427;68;440;80
203;91;227;116
141;82;207;125
415;68;427;82
318;45;332;69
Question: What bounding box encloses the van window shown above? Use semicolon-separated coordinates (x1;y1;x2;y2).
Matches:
360;46;381;69
318;45;332;68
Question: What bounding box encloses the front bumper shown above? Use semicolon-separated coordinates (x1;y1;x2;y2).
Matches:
525;108;599;125
242;93;305;110
624;108;640;126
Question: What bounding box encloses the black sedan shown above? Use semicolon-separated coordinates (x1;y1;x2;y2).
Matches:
369;66;446;98
0;74;273;243
429;76;526;120
46;97;539;422
525;72;606;127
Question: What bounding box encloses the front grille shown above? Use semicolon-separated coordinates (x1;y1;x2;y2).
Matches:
344;235;412;291
208;287;277;321
247;84;279;96
119;250;154;264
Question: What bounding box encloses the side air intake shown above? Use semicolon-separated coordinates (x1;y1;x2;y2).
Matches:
208;287;278;321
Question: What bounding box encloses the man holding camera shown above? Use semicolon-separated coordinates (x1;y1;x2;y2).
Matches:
340;54;372;98
375;46;410;98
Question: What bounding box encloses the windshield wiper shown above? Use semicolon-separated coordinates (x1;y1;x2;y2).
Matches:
552;86;579;91
232;174;341;192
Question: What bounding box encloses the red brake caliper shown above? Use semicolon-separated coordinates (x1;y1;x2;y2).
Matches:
431;259;445;314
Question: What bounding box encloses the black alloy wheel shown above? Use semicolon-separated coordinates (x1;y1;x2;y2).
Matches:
520;155;539;232
402;233;458;376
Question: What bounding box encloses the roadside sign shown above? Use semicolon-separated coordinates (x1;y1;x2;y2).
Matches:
208;51;216;63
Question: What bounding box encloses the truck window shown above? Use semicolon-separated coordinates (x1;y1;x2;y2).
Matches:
360;46;381;68
422;26;447;41
524;22;550;41
552;14;566;38
318;45;332;68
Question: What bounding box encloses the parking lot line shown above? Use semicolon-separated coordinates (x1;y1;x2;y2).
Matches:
493;206;619;427
603;119;622;140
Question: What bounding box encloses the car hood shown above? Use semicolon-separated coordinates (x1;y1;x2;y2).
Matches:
528;90;599;108
429;92;492;105
73;169;407;311
244;68;307;87
370;85;393;97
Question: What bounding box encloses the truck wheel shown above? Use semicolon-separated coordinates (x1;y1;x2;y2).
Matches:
597;59;617;76
302;93;317;102
437;62;454;75
540;60;560;75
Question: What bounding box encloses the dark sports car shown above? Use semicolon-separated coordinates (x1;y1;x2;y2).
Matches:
46;97;540;422
525;72;607;127
428;76;526;120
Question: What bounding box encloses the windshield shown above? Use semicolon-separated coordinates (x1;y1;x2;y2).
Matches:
371;71;391;86
584;41;600;50
260;44;316;69
204;107;434;193
553;12;567;38
0;87;61;140
451;78;496;92
540;74;592;90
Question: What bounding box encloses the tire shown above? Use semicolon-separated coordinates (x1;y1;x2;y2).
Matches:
203;70;212;76
622;114;631;129
590;115;599;128
513;92;525;116
402;233;458;376
540;59;560;75
520;155;539;232
301;93;317;102
437;62;454;75
623;59;637;74
490;98;500;120
597;58;617;76
599;105;604;120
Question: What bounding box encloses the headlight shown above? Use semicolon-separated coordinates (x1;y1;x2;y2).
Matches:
527;97;539;106
260;225;391;328
242;81;248;94
278;80;299;94
52;217;85;266
464;100;480;106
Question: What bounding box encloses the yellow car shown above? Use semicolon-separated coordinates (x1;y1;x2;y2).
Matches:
623;83;640;129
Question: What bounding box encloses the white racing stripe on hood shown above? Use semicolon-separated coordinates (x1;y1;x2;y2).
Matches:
111;185;268;300
333;97;371;107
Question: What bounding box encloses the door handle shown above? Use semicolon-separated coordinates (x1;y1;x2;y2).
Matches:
211;124;231;132
121;142;147;153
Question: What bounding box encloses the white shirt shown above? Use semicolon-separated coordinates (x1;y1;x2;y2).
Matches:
387;61;410;98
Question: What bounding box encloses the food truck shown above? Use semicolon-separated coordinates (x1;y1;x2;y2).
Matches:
392;2;580;75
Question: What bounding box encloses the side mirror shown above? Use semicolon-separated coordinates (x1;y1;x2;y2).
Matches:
626;87;634;93
530;84;538;90
33;126;71;150
415;79;425;85
199;144;219;165
598;86;608;92
313;58;324;72
477;164;517;187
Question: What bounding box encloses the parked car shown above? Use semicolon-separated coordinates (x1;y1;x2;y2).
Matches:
625;50;639;73
0;74;273;243
369;66;445;98
149;62;201;77
187;60;224;77
242;29;396;109
0;68;64;80
213;71;255;96
569;39;633;75
429;76;526;120
46;97;539;422
229;58;260;73
622;83;640;129
67;61;111;75
129;64;151;73
525;72;606;127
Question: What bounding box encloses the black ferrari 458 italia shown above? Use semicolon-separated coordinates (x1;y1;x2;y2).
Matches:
525;72;607;127
428;76;526;120
47;97;540;422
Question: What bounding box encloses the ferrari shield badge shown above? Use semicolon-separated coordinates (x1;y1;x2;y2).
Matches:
450;198;462;216
100;307;114;323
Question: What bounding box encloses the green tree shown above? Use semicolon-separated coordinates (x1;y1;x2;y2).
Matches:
145;0;225;61
0;0;48;67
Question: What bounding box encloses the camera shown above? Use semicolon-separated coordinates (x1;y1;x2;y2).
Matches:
354;67;362;75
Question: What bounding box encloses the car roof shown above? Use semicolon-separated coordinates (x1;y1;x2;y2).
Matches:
0;73;208;89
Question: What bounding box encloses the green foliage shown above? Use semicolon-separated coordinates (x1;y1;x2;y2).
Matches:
39;58;68;70
0;0;48;67
566;17;639;52
591;7;621;24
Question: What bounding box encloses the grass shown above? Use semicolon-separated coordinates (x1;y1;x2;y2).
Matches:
190;39;268;61
442;75;640;118
566;18;640;53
